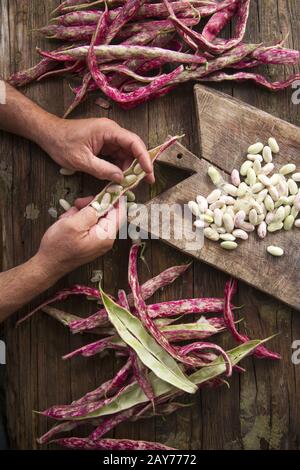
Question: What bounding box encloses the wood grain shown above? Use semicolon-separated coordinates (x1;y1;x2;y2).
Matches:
0;0;299;451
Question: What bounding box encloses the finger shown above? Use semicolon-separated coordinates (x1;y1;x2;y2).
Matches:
59;207;78;219
74;196;94;210
87;156;123;183
71;205;99;230
107;128;154;180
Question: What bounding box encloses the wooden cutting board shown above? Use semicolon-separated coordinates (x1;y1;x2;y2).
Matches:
130;86;300;310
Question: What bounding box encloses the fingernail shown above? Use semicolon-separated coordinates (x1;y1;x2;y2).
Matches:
112;172;123;183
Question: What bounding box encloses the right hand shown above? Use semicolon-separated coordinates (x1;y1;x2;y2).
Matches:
36;196;126;276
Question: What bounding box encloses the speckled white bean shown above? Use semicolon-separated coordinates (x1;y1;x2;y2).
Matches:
213;209;223;227
232;229;248;240
234;210;246;227
257;221;267;239
266;211;275;225
231;169;241;187
219;195;235;205
223;213;234;233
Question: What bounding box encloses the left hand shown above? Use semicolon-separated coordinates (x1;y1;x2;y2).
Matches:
40;117;155;184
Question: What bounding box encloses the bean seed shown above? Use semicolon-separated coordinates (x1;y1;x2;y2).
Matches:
260;163;274;175
274;206;285;222
257;214;265;224
288;178;298;195
208;166;222;185
284;205;291;218
267;245;284;257
295;219;300;228
283;215;294;231
268;137;280;153
196;195;208;213
237;221;255;232
194;219;205;229
258;174;271;186
206;208;214;217
248;142;264;154
266;211;275;225
247;168;257;186
188;201;200;217
287;195;296;205
264;194;274;212
209;201;225;211
237;182;249;197
214;208;223;227
270;173;281;185
247;154;263;162
249;209;258;225
220;195;236;205
133;163;143;175
253;159;261;175
232;229;248;240
223;213;234;233
250;200;264;215
279;164;296;175
123;174;138;186
252;182;264;193
277;179;289;197
231;169;241;187
204;227;220;241
207;189;222;204
125;190;136;202
292;172;300;182
291;206;299;218
220;241;238;250
99;193;112;210
59;199;71;211
107;184;123;194
60;168;76;176
234;210;246;227
274;196;289;208
222;183;238;197
268;221;284;232
216;226;226;234
257;221;267;239
256;188;268;202
262;146;273;163
199;214;214;224
294;194;300;211
91;201;102;212
240;160;253;176
220;233;236;241
268;185;279;201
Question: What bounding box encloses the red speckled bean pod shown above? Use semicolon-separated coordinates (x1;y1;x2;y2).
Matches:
52;436;175;450
202;0;239;41
199;71;300;91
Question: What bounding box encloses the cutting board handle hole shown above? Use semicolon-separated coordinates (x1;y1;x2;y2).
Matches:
177;153;183;160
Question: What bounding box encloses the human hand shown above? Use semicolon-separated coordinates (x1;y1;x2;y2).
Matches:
36;196;126;277
40;117;154;184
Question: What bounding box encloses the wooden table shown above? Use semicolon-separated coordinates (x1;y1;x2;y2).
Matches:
0;0;300;450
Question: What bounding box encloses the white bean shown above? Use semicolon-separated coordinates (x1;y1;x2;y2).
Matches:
222;183;238;197
216;226;226;234
208;166;222;185
234;210;246;227
277;179;289;197
240;160;253;176
266;211;275;225
204;227;220;241
256;188;268;202
220;241;238;250
262;146;273;163
284;205;291;218
264;194;274;212
60;168;76;176
257;221;267;239
133;163;143;175
223;213;234;233
288;178;298;195
226;207;235;219
295;219;300;228
91;201;102;212
194;219;205;229
207;189;222;204
268;185;279;202
247;154;263;162
274;206;285;222
59;199;71;211
188;201;200;217
196;195;208;213
123;174;138;186
237;221;255;232
100;193;112;210
253;159;262;175
294;194;300;211
292;172;300;182
232;229;248;240
237;182;249;197
268;221;283;232
258;174;271;186
260;163;274;175
248;142;264;154
247;168;257;186
291;206;299;219
274;196;289;208
249;209;258;225
213;208;223;227
199;214;214;224
268;137;280;154
287;195;296;205
220;195;235;205
209;201;225;211
279;164;296;175
107;184;123;194
270;173;281;186
220;233;236;241
252;182;264;193
267;246;284;257
283;215;294;231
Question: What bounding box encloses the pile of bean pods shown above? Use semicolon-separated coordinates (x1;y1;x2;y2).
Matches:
18;243;279;450
8;0;300;115
188;137;300;255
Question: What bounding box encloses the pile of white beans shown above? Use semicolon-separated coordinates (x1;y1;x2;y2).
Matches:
188;137;300;257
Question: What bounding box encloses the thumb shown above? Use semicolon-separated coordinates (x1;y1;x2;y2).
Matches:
71;205;99;230
88;156;124;183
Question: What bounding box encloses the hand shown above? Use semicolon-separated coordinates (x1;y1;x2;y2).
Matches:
36;196;126;277
40;117;155;184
